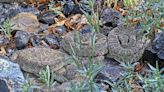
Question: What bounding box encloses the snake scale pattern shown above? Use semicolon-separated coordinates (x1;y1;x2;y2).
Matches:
107;25;150;63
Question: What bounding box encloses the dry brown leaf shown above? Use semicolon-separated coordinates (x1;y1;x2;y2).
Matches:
0;46;6;56
129;79;143;92
26;0;49;4
54;14;67;27
64;14;87;31
134;62;143;72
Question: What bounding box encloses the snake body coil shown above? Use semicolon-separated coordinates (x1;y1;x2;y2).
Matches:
107;25;150;63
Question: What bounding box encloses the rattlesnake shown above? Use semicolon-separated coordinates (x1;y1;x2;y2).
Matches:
107;25;150;63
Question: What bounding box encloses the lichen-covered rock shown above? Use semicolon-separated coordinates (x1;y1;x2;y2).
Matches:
62;30;108;57
107;25;150;63
10;12;39;33
0;58;25;92
11;47;72;74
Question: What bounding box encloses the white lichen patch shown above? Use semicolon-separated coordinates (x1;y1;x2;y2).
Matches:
0;58;10;72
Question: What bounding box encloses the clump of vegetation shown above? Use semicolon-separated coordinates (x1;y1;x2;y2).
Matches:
69;63;102;92
22;66;56;92
0;19;13;39
68;0;103;91
124;0;163;37
37;65;56;88
22;80;33;92
138;62;164;92
79;0;100;32
109;62;138;92
22;75;39;92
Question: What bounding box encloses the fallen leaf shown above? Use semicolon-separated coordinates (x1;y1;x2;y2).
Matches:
0;46;6;56
64;14;87;31
134;62;143;72
26;0;49;4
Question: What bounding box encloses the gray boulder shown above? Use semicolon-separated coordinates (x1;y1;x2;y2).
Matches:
0;58;25;92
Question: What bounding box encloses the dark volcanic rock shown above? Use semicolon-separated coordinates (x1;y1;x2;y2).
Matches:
44;34;62;49
94;58;125;91
62;1;82;16
95;59;125;83
158;49;164;60
7;5;39;18
54;26;67;36
38;11;57;25
80;25;92;34
100;8;123;36
37;3;48;11
30;35;42;47
152;32;164;59
14;31;30;50
100;8;123;27
143;32;164;68
0;79;10;92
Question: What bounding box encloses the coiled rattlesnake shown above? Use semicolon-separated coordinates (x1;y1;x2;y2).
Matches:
107;25;150;63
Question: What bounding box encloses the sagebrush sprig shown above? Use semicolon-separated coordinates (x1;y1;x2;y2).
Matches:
37;65;56;87
0;19;13;39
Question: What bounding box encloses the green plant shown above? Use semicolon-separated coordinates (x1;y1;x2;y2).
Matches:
137;62;164;92
124;0;164;37
68;0;103;91
109;62;137;92
22;81;32;92
0;19;13;39
79;0;100;33
22;75;40;92
37;65;56;88
123;0;141;8
69;64;102;92
69;28;102;92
